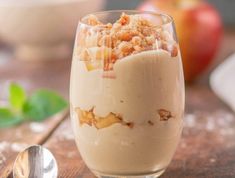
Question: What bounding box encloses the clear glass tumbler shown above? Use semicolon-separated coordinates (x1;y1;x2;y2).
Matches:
70;10;184;178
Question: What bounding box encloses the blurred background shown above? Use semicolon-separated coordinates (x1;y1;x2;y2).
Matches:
0;1;235;177
106;0;235;27
0;1;234;102
0;0;234;82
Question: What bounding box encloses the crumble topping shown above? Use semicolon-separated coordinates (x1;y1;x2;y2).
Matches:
158;109;174;121
75;107;134;129
77;13;178;71
75;108;175;129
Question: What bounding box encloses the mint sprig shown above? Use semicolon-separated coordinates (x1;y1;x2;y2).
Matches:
23;90;68;121
0;108;22;128
0;83;68;128
9;83;26;112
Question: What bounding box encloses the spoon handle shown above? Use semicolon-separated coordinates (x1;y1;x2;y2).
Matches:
28;146;43;178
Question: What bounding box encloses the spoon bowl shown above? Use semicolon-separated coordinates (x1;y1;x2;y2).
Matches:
13;145;58;178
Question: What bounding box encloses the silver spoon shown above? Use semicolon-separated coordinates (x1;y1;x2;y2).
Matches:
13;145;58;178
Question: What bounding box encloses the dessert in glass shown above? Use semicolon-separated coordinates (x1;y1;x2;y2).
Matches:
70;10;185;178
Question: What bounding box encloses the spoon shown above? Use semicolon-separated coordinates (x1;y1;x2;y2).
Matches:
13;145;58;178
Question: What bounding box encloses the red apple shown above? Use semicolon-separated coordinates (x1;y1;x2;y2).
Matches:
138;0;223;82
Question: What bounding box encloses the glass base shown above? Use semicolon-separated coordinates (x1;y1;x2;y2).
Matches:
93;168;166;178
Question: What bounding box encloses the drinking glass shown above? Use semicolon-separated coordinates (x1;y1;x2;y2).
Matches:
70;10;184;178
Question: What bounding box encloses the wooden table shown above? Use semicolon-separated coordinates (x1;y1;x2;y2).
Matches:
0;30;235;178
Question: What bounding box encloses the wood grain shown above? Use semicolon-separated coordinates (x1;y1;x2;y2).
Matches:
42;85;235;178
0;109;68;178
0;57;71;177
0;58;71;99
44;118;94;178
0;30;235;177
162;86;235;178
42;30;235;177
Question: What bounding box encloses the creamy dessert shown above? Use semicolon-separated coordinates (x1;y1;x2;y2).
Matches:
70;12;184;177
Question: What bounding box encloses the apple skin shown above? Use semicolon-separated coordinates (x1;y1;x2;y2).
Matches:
138;0;223;82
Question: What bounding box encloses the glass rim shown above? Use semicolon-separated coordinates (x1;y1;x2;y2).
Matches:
79;10;174;29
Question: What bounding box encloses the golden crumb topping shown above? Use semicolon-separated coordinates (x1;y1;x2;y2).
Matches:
76;13;178;71
75;107;134;129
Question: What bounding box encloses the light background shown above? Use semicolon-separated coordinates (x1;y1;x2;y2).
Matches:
105;0;235;27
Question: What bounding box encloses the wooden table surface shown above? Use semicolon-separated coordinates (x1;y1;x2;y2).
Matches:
0;30;235;178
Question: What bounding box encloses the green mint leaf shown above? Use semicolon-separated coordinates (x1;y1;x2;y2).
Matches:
0;108;23;128
9;83;26;111
23;90;68;121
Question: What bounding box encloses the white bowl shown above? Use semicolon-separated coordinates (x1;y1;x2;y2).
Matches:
0;0;105;60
